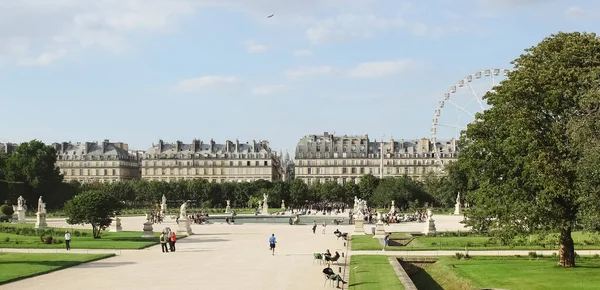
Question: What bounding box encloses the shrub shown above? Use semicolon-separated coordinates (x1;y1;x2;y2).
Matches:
0;204;14;216
3;237;9;243
528;252;538;258
455;252;465;260
40;235;53;244
593;254;599;259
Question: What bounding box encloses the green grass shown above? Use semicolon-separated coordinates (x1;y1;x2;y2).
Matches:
349;255;404;290
412;256;600;290
0;253;115;285
351;231;600;251
0;224;159;249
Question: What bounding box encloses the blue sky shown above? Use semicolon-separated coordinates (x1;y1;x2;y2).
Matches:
0;0;598;153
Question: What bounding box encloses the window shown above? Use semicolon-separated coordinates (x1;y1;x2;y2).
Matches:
247;161;251;166
255;161;259;166
342;168;347;174
307;168;312;174
112;169;116;175
264;161;268;166
351;168;356;174
360;168;365;174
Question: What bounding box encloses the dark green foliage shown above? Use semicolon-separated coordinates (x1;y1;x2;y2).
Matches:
63;190;123;238
0;204;14;216
459;32;600;267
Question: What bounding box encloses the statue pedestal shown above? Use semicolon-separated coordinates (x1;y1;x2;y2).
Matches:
423;218;437;236
110;218;123;232
141;222;154;238
454;204;462;215
13;209;26;224
225;206;231;214
177;217;194;236
35;212;47;229
353;218;366;235
373;221;386;238
262;205;269;215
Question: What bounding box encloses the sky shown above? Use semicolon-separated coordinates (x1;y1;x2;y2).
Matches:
0;0;599;154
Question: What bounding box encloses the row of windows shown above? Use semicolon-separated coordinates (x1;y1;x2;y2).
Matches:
57;154;136;161
58;161;139;168
61;168;136;177
142;177;271;183
143;168;272;176
143;160;270;167
297;159;437;166
298;166;433;175
144;152;271;160
296;152;457;159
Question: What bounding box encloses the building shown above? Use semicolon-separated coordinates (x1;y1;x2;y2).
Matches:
294;132;458;185
277;151;295;182
0;142;18;154
141;139;281;182
53;140;140;183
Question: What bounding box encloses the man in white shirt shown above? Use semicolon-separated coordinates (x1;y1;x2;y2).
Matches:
65;232;71;250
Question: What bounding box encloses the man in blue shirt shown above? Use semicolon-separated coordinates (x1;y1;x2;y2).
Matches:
269;234;277;255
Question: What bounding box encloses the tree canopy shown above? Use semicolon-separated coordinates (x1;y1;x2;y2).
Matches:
460;32;600;267
64;190;123;238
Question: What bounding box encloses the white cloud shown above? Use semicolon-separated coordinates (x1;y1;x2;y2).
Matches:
246;42;268;54
306;14;404;44
252;84;286;95
0;0;200;66
285;66;335;78
175;76;239;92
346;59;414;78
293;49;313;56
565;6;585;19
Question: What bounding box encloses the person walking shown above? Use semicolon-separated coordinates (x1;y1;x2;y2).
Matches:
169;232;177;252
159;232;169;253
269;234;277;256
64;231;71;250
321;221;327;234
312;221;317;234
383;233;390;251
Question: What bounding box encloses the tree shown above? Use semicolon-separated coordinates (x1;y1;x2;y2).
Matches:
4;140;62;188
358;174;379;200
460;32;600;267
63;190;123;238
288;179;309;206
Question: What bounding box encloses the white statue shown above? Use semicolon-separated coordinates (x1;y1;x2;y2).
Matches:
377;212;382;222
391;200;395;207
263;193;269;204
37;196;46;213
226;200;231;207
17;196;25;209
426;208;433;219
456;192;461;204
281;199;285;208
180;201;188;218
162;195;167;205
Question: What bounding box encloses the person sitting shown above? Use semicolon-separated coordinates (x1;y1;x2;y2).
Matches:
326;251;340;263
323;266;347;288
333;229;341;236
323;249;332;260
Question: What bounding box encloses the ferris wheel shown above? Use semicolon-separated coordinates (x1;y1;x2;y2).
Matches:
430;68;511;169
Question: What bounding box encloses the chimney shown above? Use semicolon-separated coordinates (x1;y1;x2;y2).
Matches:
235;139;239;152
158;140;164;152
102;139;109;153
193;139;200;152
226;140;230;152
210;139;215;152
176;141;182;152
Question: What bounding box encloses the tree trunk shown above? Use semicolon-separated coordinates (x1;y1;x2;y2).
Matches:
92;225;100;239
558;227;576;267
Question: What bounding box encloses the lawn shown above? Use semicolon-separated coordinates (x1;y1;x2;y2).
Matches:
351;231;600;251
349;255;404;290
411;256;600;290
0;253;114;285
0;224;159;249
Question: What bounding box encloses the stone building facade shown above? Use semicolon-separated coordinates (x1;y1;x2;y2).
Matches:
141;139;280;182
53;140;140;183
0;142;18;154
294;132;457;185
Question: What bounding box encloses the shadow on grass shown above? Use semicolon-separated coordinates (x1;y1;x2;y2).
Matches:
410;270;444;290
105;237;158;242
349;281;376;287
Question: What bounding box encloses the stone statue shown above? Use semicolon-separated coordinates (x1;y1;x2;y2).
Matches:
37;196;46;213
456;192;461;204
377;212;382;222
426;208;433;219
17;196;25;209
391;200;395;207
226;200;231;207
281;199;285;209
162;194;166;204
263;193;269;204
145;212;152;222
180;201;188;218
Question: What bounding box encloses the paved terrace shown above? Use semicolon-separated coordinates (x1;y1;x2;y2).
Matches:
1;214;473;290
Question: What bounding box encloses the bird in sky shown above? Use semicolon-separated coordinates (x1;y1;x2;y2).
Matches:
267;14;274;18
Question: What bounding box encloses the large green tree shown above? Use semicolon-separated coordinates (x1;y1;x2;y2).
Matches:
461;32;600;267
3;140;63;188
64;190;123;238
